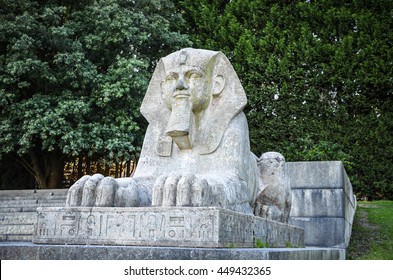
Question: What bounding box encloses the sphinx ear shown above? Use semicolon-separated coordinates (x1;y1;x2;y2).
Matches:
212;75;225;97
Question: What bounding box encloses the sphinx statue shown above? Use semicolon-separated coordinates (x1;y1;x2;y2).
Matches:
66;48;291;222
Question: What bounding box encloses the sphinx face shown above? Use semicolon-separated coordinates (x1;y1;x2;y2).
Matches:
161;65;211;113
160;64;212;150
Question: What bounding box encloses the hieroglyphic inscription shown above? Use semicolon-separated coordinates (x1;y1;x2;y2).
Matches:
33;207;304;248
219;211;254;244
35;207;218;244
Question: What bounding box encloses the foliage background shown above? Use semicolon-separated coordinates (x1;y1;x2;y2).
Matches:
173;0;393;199
0;0;191;188
1;0;392;199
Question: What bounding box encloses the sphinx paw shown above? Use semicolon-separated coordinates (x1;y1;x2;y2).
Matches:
152;173;213;207
66;174;118;207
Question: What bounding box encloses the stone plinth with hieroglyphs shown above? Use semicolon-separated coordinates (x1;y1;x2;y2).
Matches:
33;207;304;248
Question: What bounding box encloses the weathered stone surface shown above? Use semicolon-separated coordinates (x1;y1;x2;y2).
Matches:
0;189;68;199
288;161;345;189
289;217;346;247
290;189;345;217
1;160;357;249
255;152;292;222
0;224;34;237
0;242;345;260
65;48;290;222
287;161;356;248
33;207;303;248
0;189;67;241
0;212;37;241
0;189;67;211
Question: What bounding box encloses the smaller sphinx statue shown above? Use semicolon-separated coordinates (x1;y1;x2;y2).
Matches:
255;152;292;223
66;48;292;222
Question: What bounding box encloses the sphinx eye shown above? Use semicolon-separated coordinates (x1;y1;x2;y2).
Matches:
166;73;178;81
188;71;202;79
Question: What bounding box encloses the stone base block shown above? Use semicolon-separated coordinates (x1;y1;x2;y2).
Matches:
0;212;36;241
288;161;356;248
33;207;304;248
289;217;347;248
0;242;345;260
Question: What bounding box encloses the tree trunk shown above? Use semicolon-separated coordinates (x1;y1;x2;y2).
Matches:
104;162;110;176
130;161;136;176
115;162;119;177
118;162;122;177
46;153;64;188
126;160;131;177
86;155;91;175
77;154;83;178
18;150;64;189
97;160;103;174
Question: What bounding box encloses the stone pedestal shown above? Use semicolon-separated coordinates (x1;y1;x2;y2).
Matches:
0;242;345;260
33;207;304;248
288;161;356;248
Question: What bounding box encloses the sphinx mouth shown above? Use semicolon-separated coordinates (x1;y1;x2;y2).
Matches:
173;91;190;98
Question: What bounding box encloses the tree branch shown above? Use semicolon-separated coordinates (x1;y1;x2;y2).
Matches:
13;155;36;178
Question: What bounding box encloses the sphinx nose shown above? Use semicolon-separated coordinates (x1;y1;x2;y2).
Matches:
175;77;188;90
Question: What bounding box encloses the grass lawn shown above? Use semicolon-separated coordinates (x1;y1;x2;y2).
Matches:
347;200;393;260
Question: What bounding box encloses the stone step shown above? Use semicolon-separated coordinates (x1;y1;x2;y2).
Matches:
0;235;32;242
0;201;66;212
0;224;34;235
0;212;37;241
0;189;68;199
0;189;67;241
0;199;66;207
0;197;67;203
0;212;37;224
0;206;62;213
0;242;346;260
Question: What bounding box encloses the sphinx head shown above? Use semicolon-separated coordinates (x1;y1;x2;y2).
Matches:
140;48;247;155
160;49;225;113
159;49;225;149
